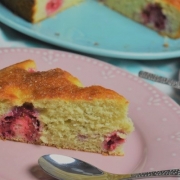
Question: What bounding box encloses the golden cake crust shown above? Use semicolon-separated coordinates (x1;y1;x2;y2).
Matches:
0;0;35;22
161;0;180;10
0;60;128;105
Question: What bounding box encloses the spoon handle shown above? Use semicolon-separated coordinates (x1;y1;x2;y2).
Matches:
110;169;180;180
138;71;180;89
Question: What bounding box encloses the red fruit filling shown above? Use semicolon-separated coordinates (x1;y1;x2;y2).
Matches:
142;3;166;30
103;131;125;151
46;0;63;16
27;68;36;72
0;103;40;142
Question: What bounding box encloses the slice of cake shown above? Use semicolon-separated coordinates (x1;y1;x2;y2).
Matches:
101;0;180;39
0;0;84;23
0;60;134;156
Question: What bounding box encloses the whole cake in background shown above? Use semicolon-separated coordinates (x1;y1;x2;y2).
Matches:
0;60;134;156
1;0;180;38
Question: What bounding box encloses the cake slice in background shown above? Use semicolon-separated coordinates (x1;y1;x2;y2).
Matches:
101;0;180;39
1;0;180;38
0;60;134;156
0;0;84;23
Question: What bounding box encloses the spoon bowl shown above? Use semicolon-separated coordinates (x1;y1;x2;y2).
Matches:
38;154;180;180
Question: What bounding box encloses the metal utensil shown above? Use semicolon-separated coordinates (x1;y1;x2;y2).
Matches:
139;71;180;89
38;154;180;180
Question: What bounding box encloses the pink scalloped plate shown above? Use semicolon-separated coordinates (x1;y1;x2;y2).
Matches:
0;48;180;180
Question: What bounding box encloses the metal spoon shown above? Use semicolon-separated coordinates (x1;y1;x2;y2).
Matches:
38;154;180;180
138;71;180;89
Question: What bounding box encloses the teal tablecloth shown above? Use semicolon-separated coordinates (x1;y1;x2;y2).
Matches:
0;22;180;104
